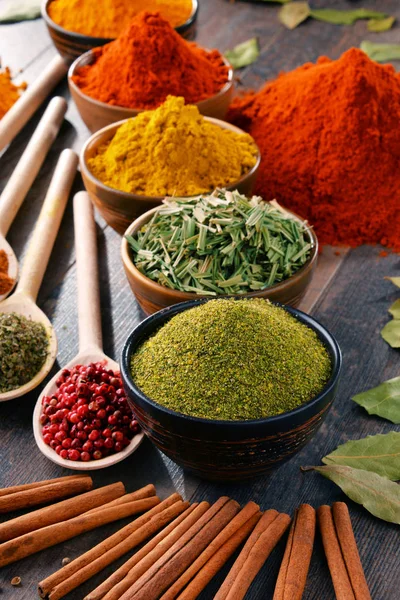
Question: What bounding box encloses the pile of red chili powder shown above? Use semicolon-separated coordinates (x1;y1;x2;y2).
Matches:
229;48;400;251
72;11;229;109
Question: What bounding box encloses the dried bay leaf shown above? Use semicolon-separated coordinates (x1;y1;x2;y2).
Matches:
353;376;400;423
313;465;400;524
279;2;310;30
310;8;388;26
385;276;400;288
323;432;400;480
0;0;41;23
225;38;260;69
367;16;395;32
361;41;400;62
381;319;400;348
389;299;400;319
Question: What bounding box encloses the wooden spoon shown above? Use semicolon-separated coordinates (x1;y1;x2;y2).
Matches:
0;96;68;302
0;55;68;152
0;149;78;402
33;192;144;470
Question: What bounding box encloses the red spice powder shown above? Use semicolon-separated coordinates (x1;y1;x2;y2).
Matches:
228;49;400;251
0;249;14;295
72;12;229;109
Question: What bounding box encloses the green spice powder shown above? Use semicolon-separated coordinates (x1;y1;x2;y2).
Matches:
0;312;49;393
131;299;332;420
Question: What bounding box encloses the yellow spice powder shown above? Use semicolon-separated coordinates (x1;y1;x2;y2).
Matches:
0;67;26;119
48;0;194;37
88;96;259;197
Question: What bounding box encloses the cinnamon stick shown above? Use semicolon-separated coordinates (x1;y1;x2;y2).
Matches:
224;512;291;600
176;512;262;600
273;504;316;600
161;501;260;600
0;482;125;543
122;497;238;600
0;496;160;568
0;475;90;498
86;503;207;600
214;509;279;600
332;502;372;600
317;505;356;600
85;484;156;515
0;475;93;514
47;501;189;600
38;493;180;598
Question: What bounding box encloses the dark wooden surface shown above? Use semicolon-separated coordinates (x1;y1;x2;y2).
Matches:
1;1;400;598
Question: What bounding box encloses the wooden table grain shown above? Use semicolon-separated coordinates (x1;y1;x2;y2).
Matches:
0;1;399;598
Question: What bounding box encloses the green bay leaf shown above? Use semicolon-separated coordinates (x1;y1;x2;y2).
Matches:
225;38;260;70
314;465;400;524
353;376;400;423
0;0;41;23
310;8;387;26
389;299;400;319
361;41;400;62
381;319;400;348
323;432;400;480
279;2;310;30
368;16;395;32
386;277;400;288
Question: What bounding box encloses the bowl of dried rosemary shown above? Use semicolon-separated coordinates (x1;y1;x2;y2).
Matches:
121;190;318;315
120;298;342;481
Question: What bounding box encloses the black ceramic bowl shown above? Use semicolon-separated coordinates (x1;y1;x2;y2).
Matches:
121;299;342;481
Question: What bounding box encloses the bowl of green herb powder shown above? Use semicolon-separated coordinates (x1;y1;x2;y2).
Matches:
121;191;318;315
121;298;341;481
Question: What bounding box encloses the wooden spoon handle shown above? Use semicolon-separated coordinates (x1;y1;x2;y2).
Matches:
73;192;103;354
0;97;67;236
16;149;78;301
0;56;68;153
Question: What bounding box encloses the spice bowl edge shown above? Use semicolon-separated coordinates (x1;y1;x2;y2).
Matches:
120;299;342;481
80;119;261;234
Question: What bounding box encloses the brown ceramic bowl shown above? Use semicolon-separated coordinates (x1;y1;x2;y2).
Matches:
121;205;318;315
42;0;199;64
120;299;342;481
80;119;261;233
69;51;234;132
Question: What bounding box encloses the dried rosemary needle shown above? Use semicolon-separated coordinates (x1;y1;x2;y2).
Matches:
127;190;313;295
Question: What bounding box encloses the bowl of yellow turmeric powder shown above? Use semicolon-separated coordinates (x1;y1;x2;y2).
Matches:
42;0;199;64
80;96;261;233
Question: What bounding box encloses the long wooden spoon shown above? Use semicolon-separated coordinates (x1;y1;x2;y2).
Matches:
0;96;68;302
0;149;78;402
33;192;144;470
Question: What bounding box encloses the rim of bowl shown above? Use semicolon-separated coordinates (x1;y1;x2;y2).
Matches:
121;204;318;302
68;50;234;114
43;0;198;43
121;299;342;427
80;118;261;203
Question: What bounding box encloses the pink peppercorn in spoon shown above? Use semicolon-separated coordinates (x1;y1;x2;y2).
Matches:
33;192;143;470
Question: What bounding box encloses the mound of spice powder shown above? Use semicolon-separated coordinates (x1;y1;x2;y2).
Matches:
88;96;258;197
71;12;229;109
49;0;193;37
131;299;331;420
0;66;26;119
0;250;14;295
0;313;48;393
228;48;400;251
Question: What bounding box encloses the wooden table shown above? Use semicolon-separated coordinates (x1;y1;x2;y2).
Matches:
0;1;399;598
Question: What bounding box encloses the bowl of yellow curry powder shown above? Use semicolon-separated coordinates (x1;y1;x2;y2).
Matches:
80;96;260;233
120;298;342;481
43;0;198;63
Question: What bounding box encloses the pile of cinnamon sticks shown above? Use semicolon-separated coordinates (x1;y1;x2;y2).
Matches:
0;475;371;599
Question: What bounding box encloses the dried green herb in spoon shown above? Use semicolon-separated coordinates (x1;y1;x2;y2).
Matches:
127;190;313;295
0;312;48;393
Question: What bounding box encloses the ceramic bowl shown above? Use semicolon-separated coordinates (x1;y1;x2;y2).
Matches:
121;206;318;315
42;0;199;64
120;299;342;481
68;51;234;132
80;119;261;233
